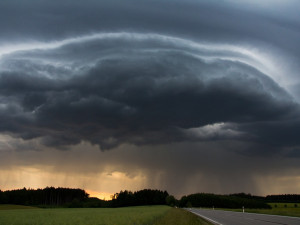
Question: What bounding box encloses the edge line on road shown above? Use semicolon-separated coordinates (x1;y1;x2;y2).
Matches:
189;210;223;225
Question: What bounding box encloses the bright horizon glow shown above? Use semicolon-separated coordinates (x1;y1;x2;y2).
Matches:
86;190;113;200
2;170;300;197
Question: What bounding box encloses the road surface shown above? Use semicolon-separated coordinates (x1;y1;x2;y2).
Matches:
187;208;300;225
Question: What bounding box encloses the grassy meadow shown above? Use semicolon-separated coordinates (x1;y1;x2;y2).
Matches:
0;204;37;210
153;207;212;225
268;202;299;209
0;205;212;225
213;203;300;217
245;203;300;217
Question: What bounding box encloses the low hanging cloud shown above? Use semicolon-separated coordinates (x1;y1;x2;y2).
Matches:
0;33;299;151
1;0;300;197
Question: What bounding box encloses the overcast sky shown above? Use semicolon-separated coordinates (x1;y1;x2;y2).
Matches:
1;0;300;198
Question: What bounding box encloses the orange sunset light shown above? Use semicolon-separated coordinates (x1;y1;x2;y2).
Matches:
86;190;113;200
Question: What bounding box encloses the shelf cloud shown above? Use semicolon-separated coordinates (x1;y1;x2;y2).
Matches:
0;33;298;150
0;0;300;196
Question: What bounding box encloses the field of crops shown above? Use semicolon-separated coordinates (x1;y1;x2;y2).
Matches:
0;205;211;225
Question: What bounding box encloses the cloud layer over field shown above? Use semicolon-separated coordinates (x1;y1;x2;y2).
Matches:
0;0;300;196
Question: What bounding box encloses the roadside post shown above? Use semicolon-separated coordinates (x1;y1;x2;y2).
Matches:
242;206;245;213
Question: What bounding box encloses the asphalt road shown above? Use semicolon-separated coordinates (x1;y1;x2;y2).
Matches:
187;208;300;225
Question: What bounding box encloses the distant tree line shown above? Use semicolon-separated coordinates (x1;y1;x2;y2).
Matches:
111;189;169;207
1;187;300;209
0;187;88;206
266;194;300;203
179;193;271;209
229;193;265;201
0;188;169;208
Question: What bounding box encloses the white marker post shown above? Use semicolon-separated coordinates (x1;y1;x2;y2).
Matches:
242;206;245;213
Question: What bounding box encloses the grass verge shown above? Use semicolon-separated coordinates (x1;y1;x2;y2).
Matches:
153;208;213;225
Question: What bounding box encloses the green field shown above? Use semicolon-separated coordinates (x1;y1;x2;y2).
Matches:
212;203;300;218
0;205;211;225
0;204;37;210
153;207;212;225
245;203;300;217
269;202;299;209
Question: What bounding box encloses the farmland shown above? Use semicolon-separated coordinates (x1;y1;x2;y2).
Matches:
214;203;300;217
0;205;211;225
246;203;300;217
0;204;37;210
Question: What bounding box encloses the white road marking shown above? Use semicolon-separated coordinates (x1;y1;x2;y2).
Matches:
189;209;223;225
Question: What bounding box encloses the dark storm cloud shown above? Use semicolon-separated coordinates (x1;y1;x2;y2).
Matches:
1;0;300;196
0;34;299;151
241;120;300;148
1;0;300;59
